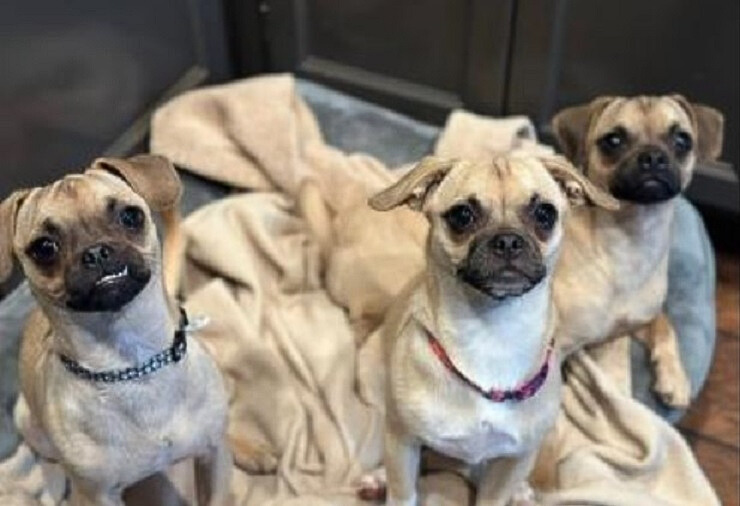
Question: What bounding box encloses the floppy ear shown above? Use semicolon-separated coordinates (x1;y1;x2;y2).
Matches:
0;189;31;282
89;154;182;211
551;96;617;165
368;156;457;212
670;95;724;162
538;155;619;211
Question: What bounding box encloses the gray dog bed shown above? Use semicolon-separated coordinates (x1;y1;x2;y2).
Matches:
0;80;716;460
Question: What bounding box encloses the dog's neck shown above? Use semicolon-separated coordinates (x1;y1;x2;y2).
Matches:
421;264;555;389
40;275;179;371
588;199;675;287
600;199;675;239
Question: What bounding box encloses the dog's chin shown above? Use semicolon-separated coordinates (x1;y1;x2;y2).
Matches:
459;268;545;301
65;268;151;313
610;173;681;204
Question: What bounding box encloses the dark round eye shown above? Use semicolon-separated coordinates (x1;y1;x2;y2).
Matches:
597;129;627;154
27;237;60;265
673;130;693;156
533;202;558;231
443;203;477;233
119;206;144;231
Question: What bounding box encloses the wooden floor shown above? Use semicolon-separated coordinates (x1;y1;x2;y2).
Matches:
679;250;740;506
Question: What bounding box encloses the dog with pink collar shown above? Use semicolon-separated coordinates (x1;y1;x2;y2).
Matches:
365;152;618;506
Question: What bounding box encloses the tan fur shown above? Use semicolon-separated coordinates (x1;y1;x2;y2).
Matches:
228;434;277;474
551;95;724;407
0;189;31;280
0;156;245;506
367;153;617;506
296;179;334;271
369;156;458;211
160;205;184;297
633;313;691;407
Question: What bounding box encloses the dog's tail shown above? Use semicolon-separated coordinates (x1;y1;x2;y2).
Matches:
297;179;333;269
160;205;184;299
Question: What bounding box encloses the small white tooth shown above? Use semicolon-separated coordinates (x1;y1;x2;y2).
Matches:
97;266;128;285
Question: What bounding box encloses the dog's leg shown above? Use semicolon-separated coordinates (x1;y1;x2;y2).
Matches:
475;450;537;506
194;438;233;506
384;426;421;506
634;313;691;408
14;394;60;461
68;478;124;506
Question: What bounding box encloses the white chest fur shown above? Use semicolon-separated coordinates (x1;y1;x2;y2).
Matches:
42;335;227;486
388;280;561;465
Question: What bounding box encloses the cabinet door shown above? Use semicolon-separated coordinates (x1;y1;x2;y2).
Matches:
506;0;739;212
0;0;232;199
262;0;514;123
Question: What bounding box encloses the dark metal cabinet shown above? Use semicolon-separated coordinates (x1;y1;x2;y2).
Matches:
0;0;233;199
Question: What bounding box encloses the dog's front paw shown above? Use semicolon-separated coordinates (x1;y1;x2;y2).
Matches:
357;468;387;502
509;481;538;506
653;361;692;408
229;435;278;474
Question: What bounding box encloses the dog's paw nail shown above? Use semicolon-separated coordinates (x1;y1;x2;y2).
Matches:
357;473;387;502
258;453;279;473
238;450;279;474
660;390;691;408
654;377;691;408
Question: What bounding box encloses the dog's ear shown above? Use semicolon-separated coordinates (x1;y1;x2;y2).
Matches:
90;154;182;211
670;95;724;163
368;156;457;211
538;155;619;210
551;96;616;165
0;189;30;282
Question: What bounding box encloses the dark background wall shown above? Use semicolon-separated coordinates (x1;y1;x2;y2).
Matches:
0;0;232;199
0;0;737;216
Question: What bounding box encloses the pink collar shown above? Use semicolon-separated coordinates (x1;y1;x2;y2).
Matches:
425;330;555;402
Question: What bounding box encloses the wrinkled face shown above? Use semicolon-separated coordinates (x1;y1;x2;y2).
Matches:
12;171;157;312
425;158;568;299
585;97;697;204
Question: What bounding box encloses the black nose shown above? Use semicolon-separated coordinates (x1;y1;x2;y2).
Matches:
490;232;525;259
637;149;669;171
81;244;113;269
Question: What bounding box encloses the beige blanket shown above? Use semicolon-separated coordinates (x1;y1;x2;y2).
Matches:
0;75;718;506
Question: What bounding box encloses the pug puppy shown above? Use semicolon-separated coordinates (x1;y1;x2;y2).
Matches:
551;95;724;407
0;155;235;506
367;153;618;506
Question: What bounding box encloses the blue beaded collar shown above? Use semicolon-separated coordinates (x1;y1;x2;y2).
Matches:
59;307;189;383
